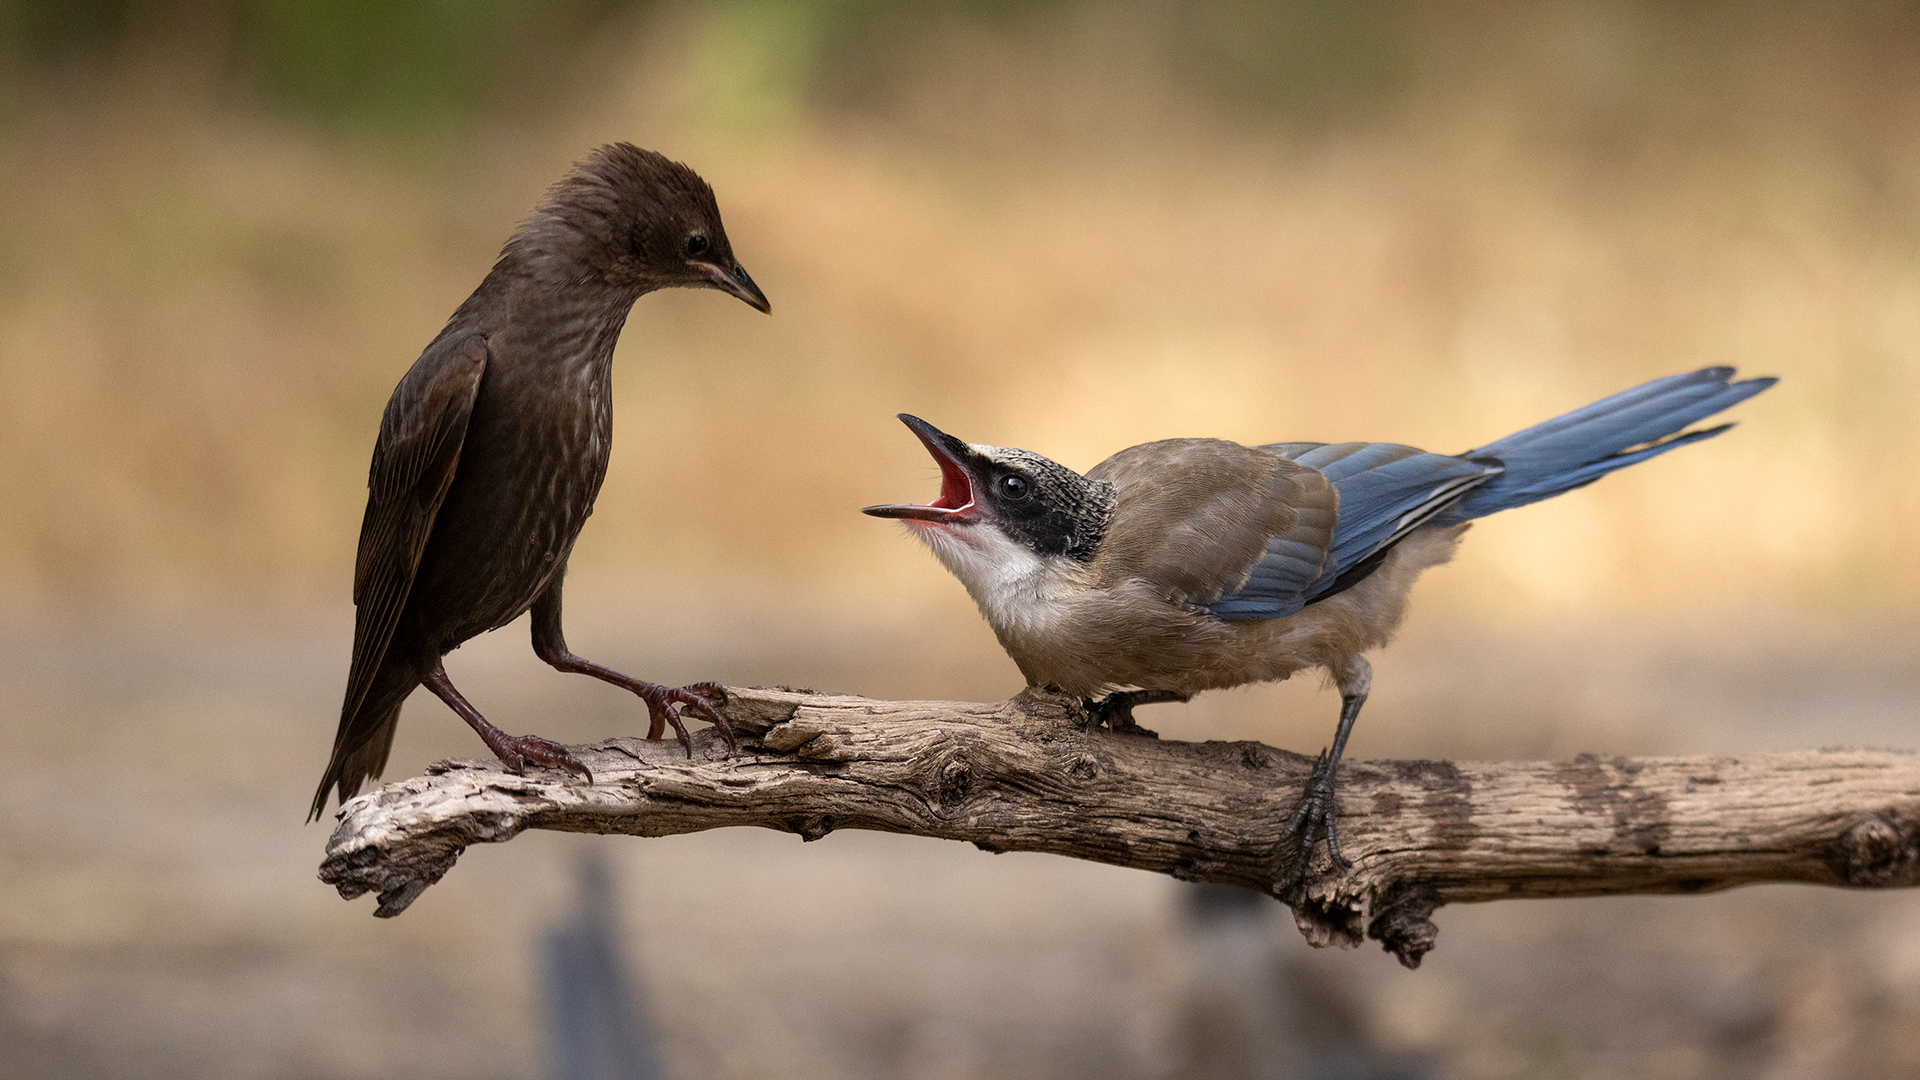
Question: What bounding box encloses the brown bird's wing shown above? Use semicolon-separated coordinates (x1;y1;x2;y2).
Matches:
1086;438;1336;606
340;332;489;732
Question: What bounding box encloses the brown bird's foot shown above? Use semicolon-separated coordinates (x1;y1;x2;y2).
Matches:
532;591;737;755
632;680;736;755
490;732;595;782
421;662;593;782
1084;690;1187;738
1283;749;1350;887
532;637;737;755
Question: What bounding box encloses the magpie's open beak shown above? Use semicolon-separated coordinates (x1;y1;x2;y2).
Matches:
862;414;982;524
700;260;771;313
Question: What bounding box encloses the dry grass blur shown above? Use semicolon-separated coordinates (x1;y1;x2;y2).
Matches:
3;2;1919;1078
3;1;1917;624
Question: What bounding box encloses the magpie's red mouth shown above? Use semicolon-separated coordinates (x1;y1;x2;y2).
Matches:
862;415;980;524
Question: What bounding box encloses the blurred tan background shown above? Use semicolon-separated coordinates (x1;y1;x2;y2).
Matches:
2;2;1918;1078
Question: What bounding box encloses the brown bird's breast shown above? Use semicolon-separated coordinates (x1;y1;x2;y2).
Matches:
402;313;622;652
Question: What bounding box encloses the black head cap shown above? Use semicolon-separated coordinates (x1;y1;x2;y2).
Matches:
864;415;1115;562
979;444;1117;562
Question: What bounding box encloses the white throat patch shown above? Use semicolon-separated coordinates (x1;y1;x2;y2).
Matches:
907;522;1085;635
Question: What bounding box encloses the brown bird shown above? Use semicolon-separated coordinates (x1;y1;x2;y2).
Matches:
311;144;770;820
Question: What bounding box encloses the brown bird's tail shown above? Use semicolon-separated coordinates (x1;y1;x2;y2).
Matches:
309;665;418;822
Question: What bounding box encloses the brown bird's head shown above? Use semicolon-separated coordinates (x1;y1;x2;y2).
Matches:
517;143;770;312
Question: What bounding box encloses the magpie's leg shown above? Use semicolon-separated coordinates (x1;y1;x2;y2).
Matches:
1084;690;1188;738
1284;656;1371;886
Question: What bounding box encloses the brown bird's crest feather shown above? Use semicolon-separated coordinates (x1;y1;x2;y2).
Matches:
506;144;724;289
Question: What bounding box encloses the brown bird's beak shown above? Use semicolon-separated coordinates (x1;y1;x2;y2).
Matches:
697;259;771;313
862;414;983;524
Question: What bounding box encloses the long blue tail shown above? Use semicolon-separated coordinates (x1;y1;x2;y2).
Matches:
1447;367;1775;521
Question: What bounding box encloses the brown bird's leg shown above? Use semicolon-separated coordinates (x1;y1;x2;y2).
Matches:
421;661;592;781
1085;690;1188;737
530;583;737;755
1284;656;1371;886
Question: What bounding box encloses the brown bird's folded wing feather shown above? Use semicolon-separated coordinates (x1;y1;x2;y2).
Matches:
331;333;489;761
1086;439;1337;606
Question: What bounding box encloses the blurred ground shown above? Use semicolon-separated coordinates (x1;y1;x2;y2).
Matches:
2;613;1918;1080
2;1;1918;1077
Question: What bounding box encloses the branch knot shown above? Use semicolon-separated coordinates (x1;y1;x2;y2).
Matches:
1830;812;1919;886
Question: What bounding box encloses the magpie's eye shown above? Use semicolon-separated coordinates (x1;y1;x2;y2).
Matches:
997;474;1030;501
686;234;710;257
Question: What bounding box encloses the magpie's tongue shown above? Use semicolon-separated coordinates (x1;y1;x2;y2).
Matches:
861;414;979;522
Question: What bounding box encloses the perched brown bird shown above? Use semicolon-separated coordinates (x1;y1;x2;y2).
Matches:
311;144;770;820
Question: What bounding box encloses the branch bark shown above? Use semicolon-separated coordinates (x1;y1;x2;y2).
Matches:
319;686;1920;967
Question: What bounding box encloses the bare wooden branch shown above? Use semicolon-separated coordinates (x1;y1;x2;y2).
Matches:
319;686;1920;967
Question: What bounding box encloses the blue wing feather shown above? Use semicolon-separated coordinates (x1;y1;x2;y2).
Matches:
1206;533;1328;619
1205;367;1774;623
1208;444;1498;620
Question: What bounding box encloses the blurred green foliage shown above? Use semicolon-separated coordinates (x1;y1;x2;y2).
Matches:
229;0;631;129
0;0;643;135
743;0;1411;131
1169;0;1408;125
0;0;1421;137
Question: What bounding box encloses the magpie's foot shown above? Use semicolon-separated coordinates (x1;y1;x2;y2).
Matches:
1084;695;1159;738
1083;690;1187;737
1283;749;1351;887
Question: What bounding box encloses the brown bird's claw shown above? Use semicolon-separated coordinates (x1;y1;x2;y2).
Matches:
636;681;737;756
494;733;593;783
1283;749;1350;888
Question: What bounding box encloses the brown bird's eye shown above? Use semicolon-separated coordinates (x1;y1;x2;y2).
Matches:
685;234;710;257
998;474;1030;501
